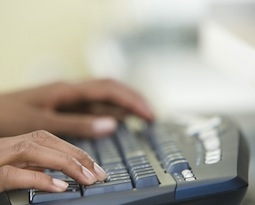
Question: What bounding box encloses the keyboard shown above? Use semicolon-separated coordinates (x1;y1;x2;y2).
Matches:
6;115;249;205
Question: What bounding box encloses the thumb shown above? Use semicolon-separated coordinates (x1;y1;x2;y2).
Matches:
43;113;117;138
0;165;68;192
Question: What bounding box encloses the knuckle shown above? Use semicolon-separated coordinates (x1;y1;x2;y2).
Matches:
12;140;35;154
72;146;91;161
71;146;94;168
62;154;78;166
30;130;53;143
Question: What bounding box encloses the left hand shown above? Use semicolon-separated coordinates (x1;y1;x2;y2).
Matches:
0;130;107;192
0;79;154;138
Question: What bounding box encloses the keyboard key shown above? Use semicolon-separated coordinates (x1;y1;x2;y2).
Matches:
30;182;81;204
109;176;131;182
134;173;159;189
96;138;122;165
203;136;221;151
102;163;129;176
181;169;194;178
166;160;190;173
127;158;150;169
130;166;154;177
72;140;98;162
185;177;196;181
130;167;155;183
108;172;130;179
186;116;222;136
125;150;146;160
116;126;146;161
83;180;133;196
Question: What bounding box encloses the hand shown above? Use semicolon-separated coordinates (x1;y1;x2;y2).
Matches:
0;130;107;192
0;79;154;138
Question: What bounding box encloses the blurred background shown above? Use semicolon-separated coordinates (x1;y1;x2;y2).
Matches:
0;0;255;117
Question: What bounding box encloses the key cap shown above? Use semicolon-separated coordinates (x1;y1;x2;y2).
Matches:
72;140;97;162
134;173;159;189
30;182;81;204
84;180;133;196
166;160;189;173
96;138;122;165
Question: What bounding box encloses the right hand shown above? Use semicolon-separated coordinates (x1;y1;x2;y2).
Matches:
0;130;107;193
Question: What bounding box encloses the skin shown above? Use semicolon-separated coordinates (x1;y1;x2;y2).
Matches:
0;79;154;138
0;130;105;192
0;79;154;193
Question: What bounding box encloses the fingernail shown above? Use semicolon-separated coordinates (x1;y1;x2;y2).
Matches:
92;118;117;135
52;178;68;191
94;163;108;181
82;166;97;184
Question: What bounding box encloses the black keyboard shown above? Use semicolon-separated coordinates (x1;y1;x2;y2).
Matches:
6;115;249;205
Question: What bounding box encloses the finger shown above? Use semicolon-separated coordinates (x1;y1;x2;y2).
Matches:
0;131;106;185
25;131;107;181
77;79;155;121
80;102;128;120
0;165;68;192
26;167;45;172
1;140;97;185
43;112;117;138
45;80;154;121
58;102;128;120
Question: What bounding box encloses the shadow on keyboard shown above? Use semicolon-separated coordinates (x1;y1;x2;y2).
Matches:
7;116;249;205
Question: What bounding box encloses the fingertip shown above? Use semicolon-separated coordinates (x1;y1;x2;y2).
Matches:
142;108;155;121
137;103;155;122
0;166;69;193
93;163;108;181
81;166;97;184
91;117;117;136
52;178;69;192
